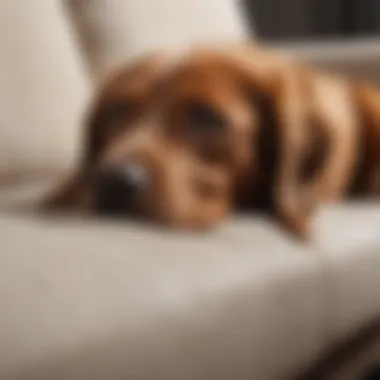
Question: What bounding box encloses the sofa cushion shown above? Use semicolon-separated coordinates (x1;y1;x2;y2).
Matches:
65;0;250;77
0;212;325;380
315;204;380;343
0;185;380;379
0;0;90;178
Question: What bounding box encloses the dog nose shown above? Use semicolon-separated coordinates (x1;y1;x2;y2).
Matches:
96;162;149;215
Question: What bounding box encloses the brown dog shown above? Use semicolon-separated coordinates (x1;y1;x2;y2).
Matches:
45;43;380;238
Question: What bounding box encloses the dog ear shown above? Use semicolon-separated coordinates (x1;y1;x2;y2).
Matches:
42;52;166;213
42;168;95;212
267;69;316;238
230;46;317;238
42;69;116;211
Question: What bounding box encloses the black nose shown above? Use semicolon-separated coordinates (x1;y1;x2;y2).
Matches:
96;163;148;215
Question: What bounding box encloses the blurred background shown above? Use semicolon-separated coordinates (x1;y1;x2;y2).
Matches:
243;0;380;41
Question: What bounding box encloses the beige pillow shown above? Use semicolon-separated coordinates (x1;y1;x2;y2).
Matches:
0;0;90;180
66;0;249;77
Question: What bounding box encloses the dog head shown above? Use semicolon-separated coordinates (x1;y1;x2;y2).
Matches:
46;44;316;237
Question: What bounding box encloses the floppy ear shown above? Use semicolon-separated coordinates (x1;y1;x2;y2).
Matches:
42;52;164;213
267;68;316;238
42;170;94;212
230;46;317;238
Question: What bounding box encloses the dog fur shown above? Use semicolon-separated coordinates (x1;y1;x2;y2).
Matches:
44;43;380;238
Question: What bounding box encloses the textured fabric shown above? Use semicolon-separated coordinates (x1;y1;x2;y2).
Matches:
0;205;380;379
0;0;90;177
0;212;325;380
65;0;250;77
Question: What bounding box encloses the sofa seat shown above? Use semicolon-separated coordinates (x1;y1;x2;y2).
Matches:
0;190;380;379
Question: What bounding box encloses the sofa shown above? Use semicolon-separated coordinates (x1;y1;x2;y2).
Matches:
0;1;380;379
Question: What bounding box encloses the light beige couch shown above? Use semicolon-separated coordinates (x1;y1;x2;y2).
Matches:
0;1;380;379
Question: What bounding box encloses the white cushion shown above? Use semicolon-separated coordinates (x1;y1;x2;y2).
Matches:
0;213;325;379
0;0;90;177
1;205;380;379
66;0;250;76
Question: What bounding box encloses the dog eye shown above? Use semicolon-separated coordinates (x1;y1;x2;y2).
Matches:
184;102;226;134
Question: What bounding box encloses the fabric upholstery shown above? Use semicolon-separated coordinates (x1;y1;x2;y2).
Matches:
0;205;379;379
0;212;325;380
0;0;90;178
65;0;250;77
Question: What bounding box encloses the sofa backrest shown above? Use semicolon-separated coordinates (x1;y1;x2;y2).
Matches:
66;0;249;77
0;0;248;183
0;0;90;180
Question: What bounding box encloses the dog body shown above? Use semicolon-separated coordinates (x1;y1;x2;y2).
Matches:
46;43;380;238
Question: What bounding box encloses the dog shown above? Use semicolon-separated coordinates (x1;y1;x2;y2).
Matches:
44;43;380;239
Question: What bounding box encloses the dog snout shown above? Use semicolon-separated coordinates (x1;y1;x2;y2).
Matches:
96;162;149;215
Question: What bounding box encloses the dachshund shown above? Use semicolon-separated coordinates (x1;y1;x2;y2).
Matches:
44;43;380;239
